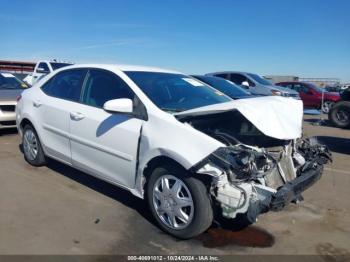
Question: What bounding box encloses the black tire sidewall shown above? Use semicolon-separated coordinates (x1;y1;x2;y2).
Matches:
329;102;350;128
146;164;213;239
23;125;46;166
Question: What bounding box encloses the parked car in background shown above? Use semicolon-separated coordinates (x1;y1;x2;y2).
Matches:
340;84;350;91
329;87;350;128
16;64;331;239
276;82;341;113
23;60;72;86
206;71;300;98
191;75;254;99
0;72;29;130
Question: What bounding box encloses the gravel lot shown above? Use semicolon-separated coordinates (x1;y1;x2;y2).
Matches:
0;115;349;255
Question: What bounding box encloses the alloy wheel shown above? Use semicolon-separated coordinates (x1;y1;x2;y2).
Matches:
322;101;334;114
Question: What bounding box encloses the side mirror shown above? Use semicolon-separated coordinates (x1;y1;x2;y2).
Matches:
37;68;50;74
103;98;133;114
241;81;250;88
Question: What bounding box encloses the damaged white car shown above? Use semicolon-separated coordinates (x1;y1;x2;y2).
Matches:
16;64;332;239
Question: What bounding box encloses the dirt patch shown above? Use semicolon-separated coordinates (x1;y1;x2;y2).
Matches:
316;243;350;262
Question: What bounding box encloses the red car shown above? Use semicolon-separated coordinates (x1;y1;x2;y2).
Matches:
276;82;341;113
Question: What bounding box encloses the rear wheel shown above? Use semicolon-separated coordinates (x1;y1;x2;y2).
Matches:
146;164;213;239
329;101;350;128
22;125;46;166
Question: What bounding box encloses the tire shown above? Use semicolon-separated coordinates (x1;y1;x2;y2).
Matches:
22;125;46;166
146;164;213;239
328;101;350;128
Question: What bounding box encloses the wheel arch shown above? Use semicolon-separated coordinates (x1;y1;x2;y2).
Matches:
20;117;34;131
136;155;213;199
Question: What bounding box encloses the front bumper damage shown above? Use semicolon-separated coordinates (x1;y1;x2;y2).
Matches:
270;164;323;211
193;137;332;223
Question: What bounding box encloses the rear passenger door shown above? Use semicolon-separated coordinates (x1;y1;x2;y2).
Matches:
38;69;87;164
69;69;144;188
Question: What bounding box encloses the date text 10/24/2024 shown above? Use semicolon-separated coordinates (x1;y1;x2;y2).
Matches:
127;256;220;261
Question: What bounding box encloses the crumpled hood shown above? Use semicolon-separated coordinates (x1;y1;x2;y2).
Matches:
175;96;303;140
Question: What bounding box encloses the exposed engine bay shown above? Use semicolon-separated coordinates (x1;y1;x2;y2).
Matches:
179;111;332;223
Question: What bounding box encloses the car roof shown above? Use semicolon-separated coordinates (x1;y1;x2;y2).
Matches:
206;71;251;75
57;64;181;74
277;81;312;85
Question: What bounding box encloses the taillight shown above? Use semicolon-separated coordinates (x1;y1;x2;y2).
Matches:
16;95;22;102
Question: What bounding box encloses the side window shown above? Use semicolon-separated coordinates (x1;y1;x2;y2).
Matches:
214;73;228;79
229;74;255;87
41;69;87;102
82;69;134;108
293;84;302;92
37;63;50;73
229;74;246;84
282;83;293;89
300;84;310;94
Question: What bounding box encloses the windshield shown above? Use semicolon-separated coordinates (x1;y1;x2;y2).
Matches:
0;73;28;90
50;62;72;71
247;73;272;86
193;76;250;98
125;72;231;112
307;83;327;93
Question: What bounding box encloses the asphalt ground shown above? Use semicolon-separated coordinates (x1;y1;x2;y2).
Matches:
0;114;349;256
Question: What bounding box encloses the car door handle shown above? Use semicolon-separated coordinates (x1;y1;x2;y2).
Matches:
70;112;85;121
33;100;42;107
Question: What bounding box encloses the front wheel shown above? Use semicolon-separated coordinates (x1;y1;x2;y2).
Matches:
146;164;213;239
22;125;46;166
329;101;350;128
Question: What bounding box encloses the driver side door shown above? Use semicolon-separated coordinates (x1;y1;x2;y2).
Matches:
69;69;144;188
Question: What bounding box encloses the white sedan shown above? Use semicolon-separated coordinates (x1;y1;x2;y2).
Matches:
16;64;331;239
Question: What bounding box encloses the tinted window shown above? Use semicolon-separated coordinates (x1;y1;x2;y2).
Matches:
229;74;255;87
306;83;325;93
300;84;310;93
193;76;250;98
82;69;134;108
125;72;230;113
247;73;272;86
37;63;50;73
293;84;303;92
213;73;228;79
41;69;87;102
279;83;293;89
50;62;72;71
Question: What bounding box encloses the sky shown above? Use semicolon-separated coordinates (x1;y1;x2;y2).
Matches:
1;0;349;81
